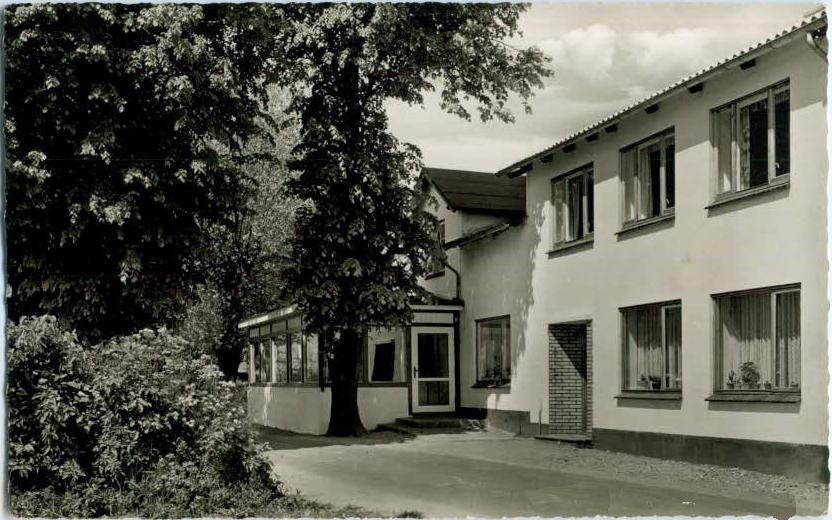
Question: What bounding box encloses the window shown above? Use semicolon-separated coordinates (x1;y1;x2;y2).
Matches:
274;336;287;383
288;333;303;382
712;82;790;197
367;329;405;382
371;342;395;381
248;316;324;385
552;166;594;246
428;220;446;274
715;286;800;392
305;334;319;383
476;316;511;385
621;129;675;225
622;302;682;391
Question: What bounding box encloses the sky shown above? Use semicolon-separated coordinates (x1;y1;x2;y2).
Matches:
385;2;821;173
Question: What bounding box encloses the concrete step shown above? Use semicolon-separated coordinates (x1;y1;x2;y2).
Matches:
535;433;593;447
375;416;488;434
396;415;487;430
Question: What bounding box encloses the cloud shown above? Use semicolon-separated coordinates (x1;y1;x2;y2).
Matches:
623;27;720;87
538;24;618;82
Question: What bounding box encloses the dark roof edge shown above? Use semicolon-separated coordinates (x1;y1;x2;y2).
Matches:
497;11;827;177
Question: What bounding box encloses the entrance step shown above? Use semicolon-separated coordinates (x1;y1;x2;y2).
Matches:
376;415;487;434
535;433;593;447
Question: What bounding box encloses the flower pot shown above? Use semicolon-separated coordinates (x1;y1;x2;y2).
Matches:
726;382;735;390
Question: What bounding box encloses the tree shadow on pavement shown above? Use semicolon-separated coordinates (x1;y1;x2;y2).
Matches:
254;424;417;451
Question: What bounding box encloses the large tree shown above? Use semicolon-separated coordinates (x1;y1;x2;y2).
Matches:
5;4;285;339
280;4;550;435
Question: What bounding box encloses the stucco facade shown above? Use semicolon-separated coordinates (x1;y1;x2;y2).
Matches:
432;31;828;460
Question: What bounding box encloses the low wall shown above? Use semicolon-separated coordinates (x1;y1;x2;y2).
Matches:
248;385;408;435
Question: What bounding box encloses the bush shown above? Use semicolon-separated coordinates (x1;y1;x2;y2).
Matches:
8;315;284;517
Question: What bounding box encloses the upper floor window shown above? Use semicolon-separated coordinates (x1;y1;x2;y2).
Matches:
714;286;800;392
621;129;675;225
622;301;682;392
551;165;594;246
427;219;445;275
712;81;790;197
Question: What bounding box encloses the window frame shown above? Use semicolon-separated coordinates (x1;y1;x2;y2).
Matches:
619;300;682;393
474;315;512;387
712;284;801;394
710;80;790;201
619;128;675;229
551;163;594;248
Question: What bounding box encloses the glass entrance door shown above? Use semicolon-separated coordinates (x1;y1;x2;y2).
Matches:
411;327;455;413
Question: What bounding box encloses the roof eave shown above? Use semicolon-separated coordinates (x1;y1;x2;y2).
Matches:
498;13;827;177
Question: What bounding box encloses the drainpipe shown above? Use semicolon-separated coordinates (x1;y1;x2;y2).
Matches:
443;260;461;301
805;28;827;62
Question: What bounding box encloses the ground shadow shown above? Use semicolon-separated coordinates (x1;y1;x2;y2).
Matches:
254;424;416;450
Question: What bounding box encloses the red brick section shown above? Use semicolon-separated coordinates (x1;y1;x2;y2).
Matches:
548;322;593;436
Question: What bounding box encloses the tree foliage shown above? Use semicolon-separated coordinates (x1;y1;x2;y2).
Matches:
181;87;303;379
278;3;550;435
5;4;285;339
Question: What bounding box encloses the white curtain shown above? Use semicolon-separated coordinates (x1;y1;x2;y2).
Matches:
478;319;510;381
715;107;734;194
274;336;287;383
305;334;319;383
664;306;682;390
569;176;582;240
552;180;566;243
775;291;800;388
718;293;772;389
624;307;663;390
622;149;637;223
638;147;653;220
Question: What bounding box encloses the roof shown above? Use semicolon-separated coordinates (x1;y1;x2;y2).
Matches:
498;9;827;177
425;167;526;216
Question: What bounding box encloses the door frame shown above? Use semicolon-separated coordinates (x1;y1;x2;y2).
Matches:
410;325;456;413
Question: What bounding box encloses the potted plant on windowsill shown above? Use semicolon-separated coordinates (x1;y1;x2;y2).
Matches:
740;361;761;390
725;370;739;390
637;374;649;390
648;375;661;390
763;381;772;391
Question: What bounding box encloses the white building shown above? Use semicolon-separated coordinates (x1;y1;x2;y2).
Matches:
241;11;829;482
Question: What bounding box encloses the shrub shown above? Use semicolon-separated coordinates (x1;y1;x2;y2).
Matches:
8;315;284;517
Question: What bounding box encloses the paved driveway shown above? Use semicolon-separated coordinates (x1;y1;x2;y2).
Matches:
262;428;825;518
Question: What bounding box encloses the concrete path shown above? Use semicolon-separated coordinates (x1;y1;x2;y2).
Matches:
262;429;823;518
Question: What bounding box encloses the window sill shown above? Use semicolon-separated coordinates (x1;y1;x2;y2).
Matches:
706;176;790;209
472;381;511;389
615;391;682;400
706;391;800;403
616;212;675;236
547;234;594;256
424;270;445;280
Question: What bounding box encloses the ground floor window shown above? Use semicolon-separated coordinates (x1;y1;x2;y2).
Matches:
476;316;511;385
367;329;405;383
248;316;322;384
622;302;681;391
715;286;800;391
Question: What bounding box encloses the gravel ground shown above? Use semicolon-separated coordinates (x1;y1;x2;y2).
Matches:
378;430;829;515
259;426;828;516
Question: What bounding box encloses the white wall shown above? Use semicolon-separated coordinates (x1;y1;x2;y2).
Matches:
456;37;828;445
248;385;408;435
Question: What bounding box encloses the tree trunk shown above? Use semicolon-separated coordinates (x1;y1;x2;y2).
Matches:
326;328;368;436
